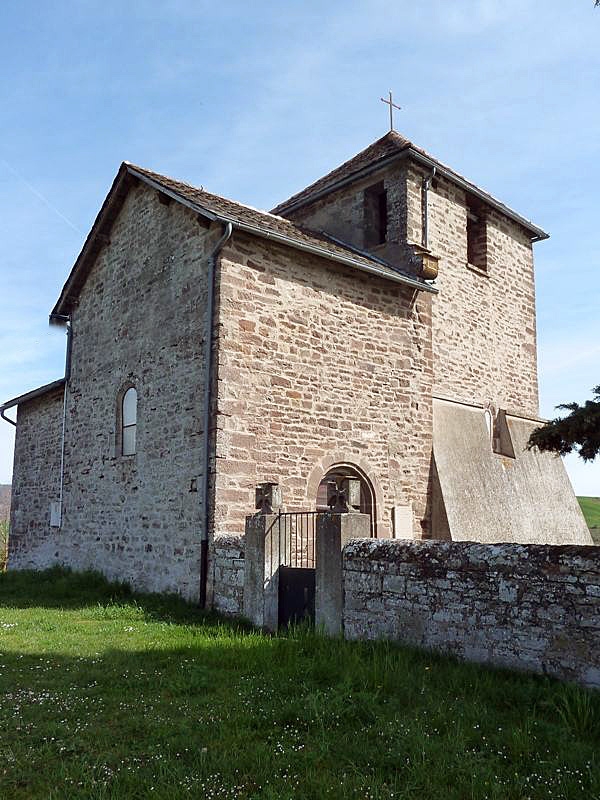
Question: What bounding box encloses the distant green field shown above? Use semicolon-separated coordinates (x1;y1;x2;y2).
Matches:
578;496;600;543
578;496;600;527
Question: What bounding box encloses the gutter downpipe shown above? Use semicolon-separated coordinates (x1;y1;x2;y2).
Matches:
199;220;233;609
0;408;16;427
421;166;436;249
58;320;72;526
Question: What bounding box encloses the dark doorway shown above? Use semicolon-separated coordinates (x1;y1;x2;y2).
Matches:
278;566;315;628
276;511;317;629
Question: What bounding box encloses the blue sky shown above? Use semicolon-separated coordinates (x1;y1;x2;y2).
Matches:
0;0;598;495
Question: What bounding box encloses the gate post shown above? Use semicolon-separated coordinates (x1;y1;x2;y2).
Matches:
315;512;370;635
243;483;285;632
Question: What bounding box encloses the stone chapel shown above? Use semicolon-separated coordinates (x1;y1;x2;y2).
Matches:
1;131;591;602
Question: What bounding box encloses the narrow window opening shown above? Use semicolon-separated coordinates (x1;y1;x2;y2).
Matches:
484;407;516;458
364;181;388;247
492;409;516;459
122;387;137;456
466;197;487;271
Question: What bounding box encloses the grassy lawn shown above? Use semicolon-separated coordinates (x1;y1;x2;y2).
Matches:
578;497;600;528
0;522;7;570
0;569;598;799
578;497;600;543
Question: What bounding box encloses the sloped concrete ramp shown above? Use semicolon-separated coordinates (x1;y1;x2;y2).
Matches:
432;398;592;545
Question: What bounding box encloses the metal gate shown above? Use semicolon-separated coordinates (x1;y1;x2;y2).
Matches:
276;511;317;628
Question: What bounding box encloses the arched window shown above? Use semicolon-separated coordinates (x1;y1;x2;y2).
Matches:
122;387;137;456
316;465;376;536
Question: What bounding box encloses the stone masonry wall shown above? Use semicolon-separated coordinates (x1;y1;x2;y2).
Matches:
286;164;413;268
213;232;434;539
405;164;539;416
10;185;215;601
210;534;245;616
287;159;540;417
343;539;600;688
9;388;64;566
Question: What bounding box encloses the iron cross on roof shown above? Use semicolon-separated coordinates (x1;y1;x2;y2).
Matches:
380;90;401;131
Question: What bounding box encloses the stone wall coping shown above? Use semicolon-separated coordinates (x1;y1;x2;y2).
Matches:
213;534;245;555
343;538;600;576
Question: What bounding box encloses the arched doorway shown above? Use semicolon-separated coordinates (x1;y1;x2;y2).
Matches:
316;464;377;537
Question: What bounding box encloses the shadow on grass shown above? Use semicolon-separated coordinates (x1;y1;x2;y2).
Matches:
0;565;249;628
0;567;599;798
1;568;600;729
0;636;599;799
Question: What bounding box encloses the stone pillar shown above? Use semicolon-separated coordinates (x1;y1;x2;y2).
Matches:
315;512;371;635
243;482;285;632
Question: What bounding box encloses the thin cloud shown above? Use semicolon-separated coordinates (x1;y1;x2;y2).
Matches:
1;160;83;235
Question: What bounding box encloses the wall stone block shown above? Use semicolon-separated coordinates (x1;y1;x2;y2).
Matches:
343;538;600;688
211;534;245;616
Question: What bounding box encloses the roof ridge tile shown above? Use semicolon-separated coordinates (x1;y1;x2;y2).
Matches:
271;130;411;213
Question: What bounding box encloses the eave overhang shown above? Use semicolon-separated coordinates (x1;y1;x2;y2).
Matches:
126;167;436;295
274;147;550;243
51;164;135;318
52;163;437;317
1;378;66;423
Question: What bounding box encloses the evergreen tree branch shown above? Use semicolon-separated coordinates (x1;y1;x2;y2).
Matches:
528;386;600;462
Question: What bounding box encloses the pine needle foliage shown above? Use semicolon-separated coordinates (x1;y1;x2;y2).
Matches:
528;385;600;462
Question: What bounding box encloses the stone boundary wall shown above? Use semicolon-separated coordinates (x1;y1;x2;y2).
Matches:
343;539;600;688
212;535;245;616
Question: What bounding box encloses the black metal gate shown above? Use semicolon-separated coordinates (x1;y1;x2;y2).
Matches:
278;566;315;628
276;511;317;629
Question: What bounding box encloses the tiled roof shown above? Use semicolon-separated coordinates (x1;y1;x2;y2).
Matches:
127;164;431;289
272;131;411;214
0;378;65;413
52;160;434;318
272;131;548;240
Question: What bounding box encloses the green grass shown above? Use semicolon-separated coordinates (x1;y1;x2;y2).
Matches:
578;496;600;543
0;568;599;799
578;496;600;529
0;521;7;570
